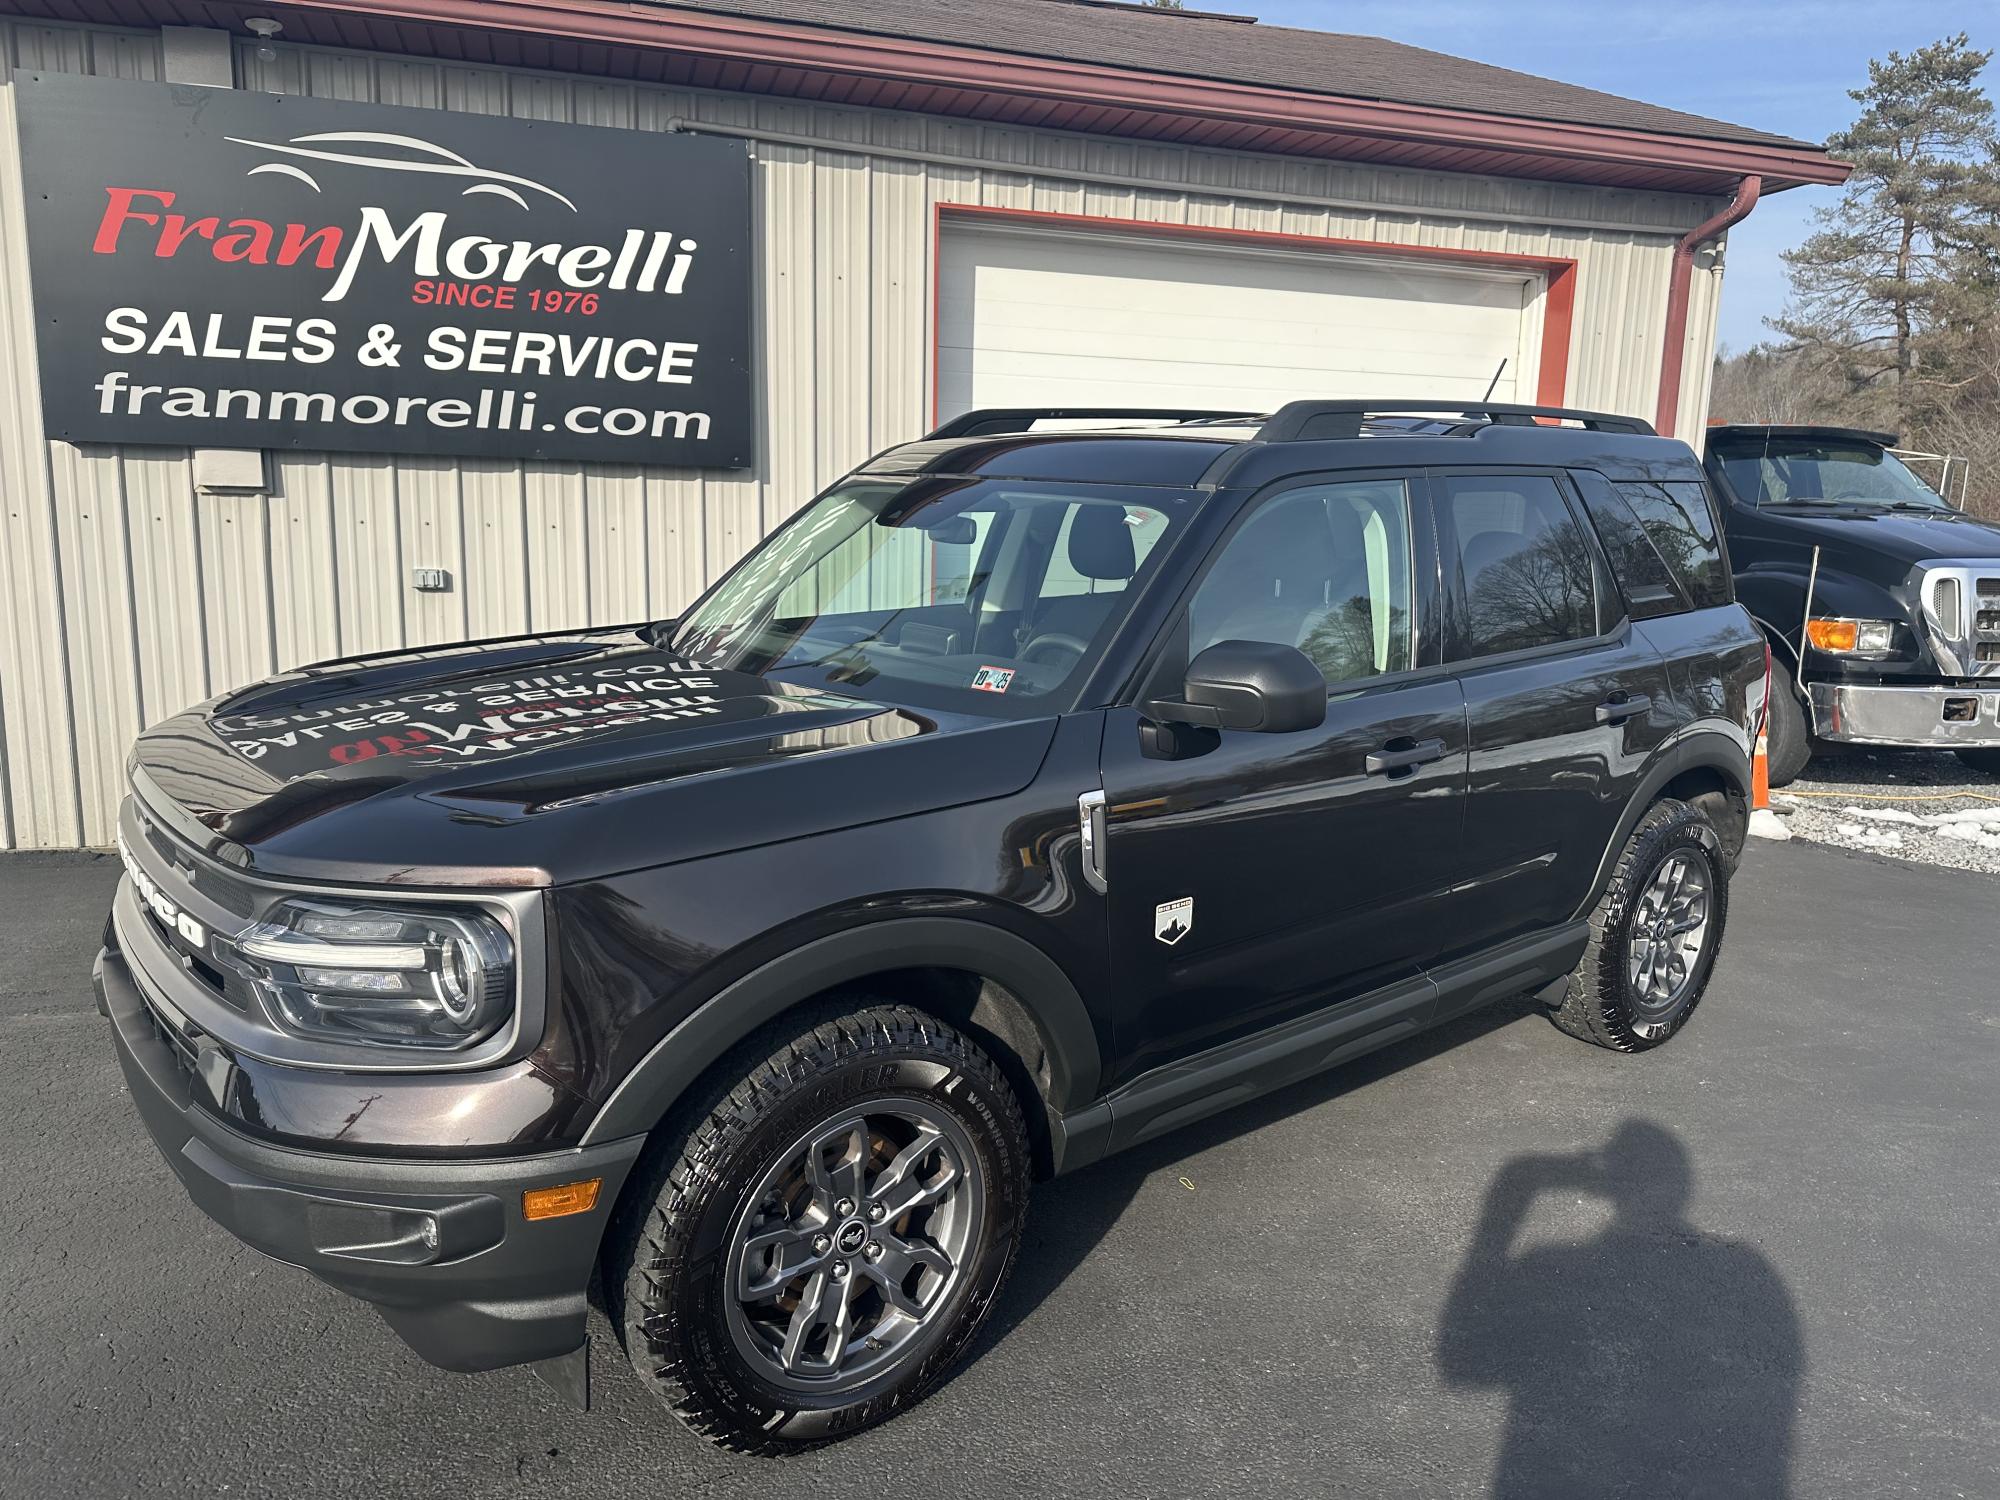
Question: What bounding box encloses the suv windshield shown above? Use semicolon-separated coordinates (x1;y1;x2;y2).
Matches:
668;475;1190;716
1716;439;1953;511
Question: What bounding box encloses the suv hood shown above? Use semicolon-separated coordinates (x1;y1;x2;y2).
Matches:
132;628;1056;886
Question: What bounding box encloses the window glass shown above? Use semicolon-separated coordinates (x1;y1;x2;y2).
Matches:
1716;441;1951;510
1042;502;1171;598
677;478;1193;718
1188;479;1413;686
1439;474;1598;661
1571;470;1685;620
1617;480;1732;609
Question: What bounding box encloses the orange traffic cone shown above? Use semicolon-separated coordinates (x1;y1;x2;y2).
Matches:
1751;727;1771;811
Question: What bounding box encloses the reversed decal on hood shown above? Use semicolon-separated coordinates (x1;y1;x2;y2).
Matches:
208;648;806;781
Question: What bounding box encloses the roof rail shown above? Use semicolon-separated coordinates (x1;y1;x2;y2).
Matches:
1255;400;1655;442
925;407;1260;440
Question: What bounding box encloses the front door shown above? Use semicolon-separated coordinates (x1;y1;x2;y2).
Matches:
1096;472;1467;1088
1427;468;1673;976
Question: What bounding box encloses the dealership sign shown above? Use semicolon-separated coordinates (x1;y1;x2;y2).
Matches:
15;74;754;466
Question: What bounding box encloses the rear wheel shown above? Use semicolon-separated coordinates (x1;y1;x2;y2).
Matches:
1953;748;2000;777
1764;652;1812;788
1551;798;1728;1052
608;1003;1030;1453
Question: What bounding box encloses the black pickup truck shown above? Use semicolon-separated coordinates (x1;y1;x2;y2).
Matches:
1705;424;2000;784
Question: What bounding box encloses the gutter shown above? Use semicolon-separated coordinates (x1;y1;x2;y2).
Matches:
1655;174;1761;437
665;117;1707;240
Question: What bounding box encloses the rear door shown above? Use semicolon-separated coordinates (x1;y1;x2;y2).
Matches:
1428;468;1673;981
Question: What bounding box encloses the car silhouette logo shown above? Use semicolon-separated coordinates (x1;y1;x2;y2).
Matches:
224;129;578;212
1155;897;1193;946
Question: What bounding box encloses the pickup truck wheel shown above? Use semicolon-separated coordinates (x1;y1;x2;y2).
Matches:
1764;654;1812;788
607;1003;1030;1453
1550;798;1728;1052
1953;749;2000;777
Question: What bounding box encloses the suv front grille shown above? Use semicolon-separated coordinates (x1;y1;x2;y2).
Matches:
120;806;252;1014
138;993;203;1085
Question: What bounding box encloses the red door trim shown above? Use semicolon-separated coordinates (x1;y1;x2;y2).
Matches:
929;202;1578;428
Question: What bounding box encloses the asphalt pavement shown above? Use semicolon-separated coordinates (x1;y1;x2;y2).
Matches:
3;841;1996;1498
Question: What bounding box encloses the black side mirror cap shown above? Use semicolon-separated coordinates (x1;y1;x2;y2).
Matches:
1143;639;1327;733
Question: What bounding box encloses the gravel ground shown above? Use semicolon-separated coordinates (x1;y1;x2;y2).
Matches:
1766;743;2000;872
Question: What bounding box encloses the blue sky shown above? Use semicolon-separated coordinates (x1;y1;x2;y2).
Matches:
1252;1;1997;352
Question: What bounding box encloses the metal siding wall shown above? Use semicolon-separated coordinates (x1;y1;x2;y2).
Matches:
1677;242;1727;441
0;20;1719;849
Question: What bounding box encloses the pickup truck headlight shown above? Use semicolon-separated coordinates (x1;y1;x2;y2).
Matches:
1807;617;1897;656
233;900;514;1049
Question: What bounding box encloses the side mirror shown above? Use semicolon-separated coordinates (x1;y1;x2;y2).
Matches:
1144;640;1327;733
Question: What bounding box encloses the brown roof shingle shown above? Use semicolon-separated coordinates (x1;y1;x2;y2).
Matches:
650;0;1812;150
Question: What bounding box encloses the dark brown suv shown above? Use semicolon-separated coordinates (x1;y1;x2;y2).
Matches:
98;399;1766;1451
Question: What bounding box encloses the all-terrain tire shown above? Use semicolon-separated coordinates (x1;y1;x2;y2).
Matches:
1765;653;1812;789
606;1002;1031;1453
1550;797;1729;1052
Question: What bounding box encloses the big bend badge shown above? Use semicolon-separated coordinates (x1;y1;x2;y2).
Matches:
1154;897;1193;946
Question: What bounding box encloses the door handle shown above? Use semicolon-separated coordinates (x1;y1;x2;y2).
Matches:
1077;789;1108;894
1364;737;1448;776
1595;693;1653;725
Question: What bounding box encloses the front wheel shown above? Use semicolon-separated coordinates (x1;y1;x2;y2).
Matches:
1954;748;2000;777
1764;653;1812;788
1550;798;1729;1051
608;1003;1031;1453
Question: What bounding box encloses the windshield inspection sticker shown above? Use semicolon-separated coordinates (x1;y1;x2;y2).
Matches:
970;665;1016;694
1155;897;1193;946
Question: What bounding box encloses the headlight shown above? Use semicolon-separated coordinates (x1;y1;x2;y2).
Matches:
1806;617;1897;656
232;900;514;1049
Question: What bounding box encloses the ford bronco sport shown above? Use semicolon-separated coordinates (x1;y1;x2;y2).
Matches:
1705;423;2000;785
97;399;1765;1451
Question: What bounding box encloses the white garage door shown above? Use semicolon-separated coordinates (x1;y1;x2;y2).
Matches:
937;224;1543;420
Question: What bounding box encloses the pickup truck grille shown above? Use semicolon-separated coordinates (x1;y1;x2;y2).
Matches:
1920;564;2000;677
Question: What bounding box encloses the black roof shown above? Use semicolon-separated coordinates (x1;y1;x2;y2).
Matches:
867;404;1699;489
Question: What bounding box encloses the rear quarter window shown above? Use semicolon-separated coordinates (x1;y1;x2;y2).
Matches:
1571;471;1732;616
1621;480;1732;609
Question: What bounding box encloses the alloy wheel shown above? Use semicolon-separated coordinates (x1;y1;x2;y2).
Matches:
1627;850;1712;1015
722;1104;983;1394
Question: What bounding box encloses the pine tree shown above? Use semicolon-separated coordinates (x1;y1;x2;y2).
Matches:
1775;34;2000;423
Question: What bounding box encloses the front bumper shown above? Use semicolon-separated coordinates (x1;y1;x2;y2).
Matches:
96;943;645;1374
1808;681;2000;749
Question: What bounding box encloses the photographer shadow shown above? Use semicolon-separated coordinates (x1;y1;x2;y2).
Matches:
1437;1120;1802;1499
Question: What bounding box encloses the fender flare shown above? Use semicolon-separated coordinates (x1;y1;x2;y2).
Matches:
1576;729;1751;920
580;916;1103;1145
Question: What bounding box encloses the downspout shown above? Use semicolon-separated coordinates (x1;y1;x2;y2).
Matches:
1655;174;1761;437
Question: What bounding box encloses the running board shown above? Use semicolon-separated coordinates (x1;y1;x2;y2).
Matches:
1052;922;1586;1174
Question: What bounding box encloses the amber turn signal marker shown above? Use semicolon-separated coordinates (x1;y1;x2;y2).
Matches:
523;1178;602;1221
1806;618;1858;652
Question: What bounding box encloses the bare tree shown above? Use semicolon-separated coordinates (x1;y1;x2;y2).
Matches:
1710;343;1856;427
